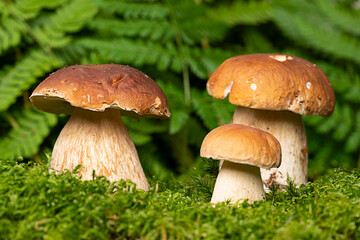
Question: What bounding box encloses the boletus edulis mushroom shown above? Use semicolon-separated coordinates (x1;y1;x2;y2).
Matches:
206;53;335;190
200;124;281;204
30;64;170;190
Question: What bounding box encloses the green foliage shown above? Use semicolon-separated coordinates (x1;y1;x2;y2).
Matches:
209;0;273;26
0;49;62;111
0;0;359;177
0;107;57;160
271;0;360;64
1;161;359;239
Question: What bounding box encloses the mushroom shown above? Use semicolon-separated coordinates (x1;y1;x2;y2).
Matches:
206;53;335;190
30;64;170;190
200;124;281;204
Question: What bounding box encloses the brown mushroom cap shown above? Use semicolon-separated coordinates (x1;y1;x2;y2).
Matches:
30;64;170;118
200;124;281;169
207;53;335;116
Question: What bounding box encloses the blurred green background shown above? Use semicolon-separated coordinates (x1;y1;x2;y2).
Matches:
0;0;359;181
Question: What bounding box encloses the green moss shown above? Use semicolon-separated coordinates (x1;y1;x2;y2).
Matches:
0;160;359;240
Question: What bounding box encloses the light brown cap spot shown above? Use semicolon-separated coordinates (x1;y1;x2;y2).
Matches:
200;124;281;169
30;64;171;119
269;54;293;62
207;53;335;116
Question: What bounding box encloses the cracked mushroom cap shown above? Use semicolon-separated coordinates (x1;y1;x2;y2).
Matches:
30;64;170;118
207;53;335;116
200;124;281;169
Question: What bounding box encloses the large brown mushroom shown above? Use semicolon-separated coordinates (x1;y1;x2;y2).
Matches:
207;54;335;189
30;64;170;190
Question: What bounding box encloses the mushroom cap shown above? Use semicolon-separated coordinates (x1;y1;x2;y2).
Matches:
206;53;335;116
30;64;170;118
200;124;281;169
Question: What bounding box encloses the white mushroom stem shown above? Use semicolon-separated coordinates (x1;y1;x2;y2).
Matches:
231;106;308;190
211;161;265;204
51;108;149;190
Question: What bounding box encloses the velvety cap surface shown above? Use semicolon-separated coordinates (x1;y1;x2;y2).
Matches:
200;124;281;169
207;54;335;116
30;64;170;118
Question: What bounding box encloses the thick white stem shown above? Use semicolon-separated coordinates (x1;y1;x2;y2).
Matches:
231;106;308;189
211;161;265;204
51;108;149;190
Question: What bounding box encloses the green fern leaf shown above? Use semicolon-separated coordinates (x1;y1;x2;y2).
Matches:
210;1;272;26
0;17;25;54
189;47;234;78
272;5;360;64
192;91;219;130
32;0;97;48
192;89;235;130
76;38;183;72
11;0;67;19
0;49;62;111
93;0;169;20
169;108;190;135
315;0;360;36
0;108;57;159
87;18;174;42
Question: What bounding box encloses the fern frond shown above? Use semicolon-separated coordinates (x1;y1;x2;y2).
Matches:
0;108;57;160
93;0;169;20
75;38;183;72
209;1;272;26
315;0;360;36
168;108;190;135
0;17;25;54
192;89;234;130
156;79;190;135
87;18;174;42
53;44;88;64
272;6;360;64
188;47;234;79
0;49;62;111
12;0;67;19
192;93;218;130
165;0;228;45
31;0;97;48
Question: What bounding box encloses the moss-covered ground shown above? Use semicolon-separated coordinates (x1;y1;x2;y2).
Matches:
0;160;359;240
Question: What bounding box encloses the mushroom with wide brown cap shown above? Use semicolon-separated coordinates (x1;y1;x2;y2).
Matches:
200;124;281;204
30;64;170;191
207;53;335;189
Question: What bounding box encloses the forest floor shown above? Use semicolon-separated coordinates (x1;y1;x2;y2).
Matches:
0;160;359;239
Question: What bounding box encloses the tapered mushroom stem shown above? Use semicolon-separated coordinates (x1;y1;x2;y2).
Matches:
211;161;265;204
51;108;149;190
231;106;308;189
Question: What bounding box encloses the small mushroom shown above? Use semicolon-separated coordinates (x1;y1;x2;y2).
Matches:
200;124;281;204
206;53;335;189
30;64;170;190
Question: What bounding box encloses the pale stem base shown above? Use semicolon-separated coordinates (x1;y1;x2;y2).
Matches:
211;161;265;204
231;106;308;190
51;108;149;190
